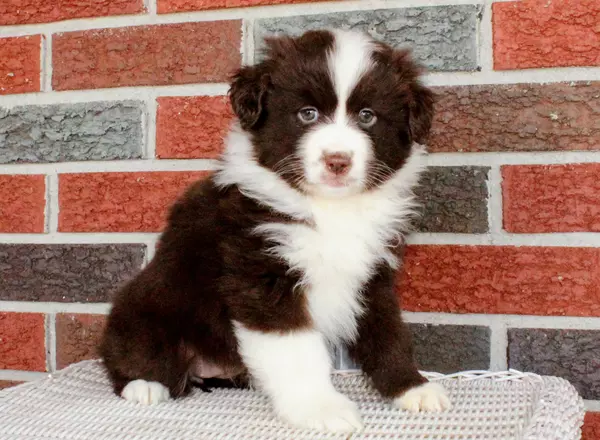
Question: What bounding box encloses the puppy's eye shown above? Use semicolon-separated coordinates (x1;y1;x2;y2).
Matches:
358;109;376;127
298;107;319;124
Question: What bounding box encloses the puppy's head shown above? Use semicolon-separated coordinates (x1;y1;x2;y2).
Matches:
229;30;433;198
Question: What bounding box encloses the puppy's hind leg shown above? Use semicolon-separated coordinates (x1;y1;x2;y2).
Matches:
100;316;192;406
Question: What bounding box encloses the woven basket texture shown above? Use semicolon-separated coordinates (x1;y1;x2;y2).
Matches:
0;361;585;440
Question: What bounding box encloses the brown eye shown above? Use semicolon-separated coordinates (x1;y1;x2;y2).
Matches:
358;109;376;127
298;107;319;124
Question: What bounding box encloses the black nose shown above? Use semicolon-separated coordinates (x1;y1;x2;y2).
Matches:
323;153;352;176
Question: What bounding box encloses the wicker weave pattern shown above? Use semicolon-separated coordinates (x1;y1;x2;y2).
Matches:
0;361;584;440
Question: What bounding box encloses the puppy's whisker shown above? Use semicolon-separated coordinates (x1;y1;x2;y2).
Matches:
273;155;302;173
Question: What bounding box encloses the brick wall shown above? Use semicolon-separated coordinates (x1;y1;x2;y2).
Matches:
0;0;599;434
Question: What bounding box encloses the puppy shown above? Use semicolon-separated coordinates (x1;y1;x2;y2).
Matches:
100;29;450;432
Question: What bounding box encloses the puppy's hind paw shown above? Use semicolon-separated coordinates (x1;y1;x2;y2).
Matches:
121;379;170;405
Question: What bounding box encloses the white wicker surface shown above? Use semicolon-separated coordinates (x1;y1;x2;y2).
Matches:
0;360;584;440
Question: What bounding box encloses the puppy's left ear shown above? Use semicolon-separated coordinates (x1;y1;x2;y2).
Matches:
407;81;434;144
229;65;270;130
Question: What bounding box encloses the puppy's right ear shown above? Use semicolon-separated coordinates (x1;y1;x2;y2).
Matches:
229;65;270;130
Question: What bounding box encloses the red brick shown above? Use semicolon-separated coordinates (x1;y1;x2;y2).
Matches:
52;21;241;91
56;314;106;369
156;96;233;159
584;413;600;440
158;0;332;13
399;245;600;317
0;36;41;95
503;164;600;233
59;171;209;232
493;0;600;70
0;312;46;371
0;380;22;389
430;82;600;153
0;0;144;25
0;175;45;233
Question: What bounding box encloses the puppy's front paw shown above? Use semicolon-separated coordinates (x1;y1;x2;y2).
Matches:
277;391;364;432
394;382;451;413
121;379;170;405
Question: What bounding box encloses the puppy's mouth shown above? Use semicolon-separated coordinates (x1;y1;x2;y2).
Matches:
301;173;363;198
320;173;355;188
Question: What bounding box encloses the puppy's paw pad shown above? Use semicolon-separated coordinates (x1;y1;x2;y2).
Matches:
121;379;170;405
281;392;364;433
394;382;451;413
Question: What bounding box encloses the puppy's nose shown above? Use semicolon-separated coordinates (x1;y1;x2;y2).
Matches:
322;153;352;176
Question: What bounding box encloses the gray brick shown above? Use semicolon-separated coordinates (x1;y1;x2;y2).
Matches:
415;166;489;233
0;244;145;303
508;328;600;400
0;101;144;164
411;324;491;373
255;5;480;71
337;324;491;373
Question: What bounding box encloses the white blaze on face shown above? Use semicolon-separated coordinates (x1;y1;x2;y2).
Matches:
299;30;376;197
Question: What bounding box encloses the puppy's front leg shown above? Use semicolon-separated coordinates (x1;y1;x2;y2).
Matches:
349;266;451;412
235;323;363;432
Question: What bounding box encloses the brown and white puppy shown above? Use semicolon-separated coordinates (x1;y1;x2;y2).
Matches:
100;29;450;432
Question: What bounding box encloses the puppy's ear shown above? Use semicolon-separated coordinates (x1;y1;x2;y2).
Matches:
391;49;435;144
407;81;434;144
229;35;300;130
229;65;270;130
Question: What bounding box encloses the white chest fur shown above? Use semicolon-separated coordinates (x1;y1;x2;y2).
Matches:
216;128;426;345
254;188;413;345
